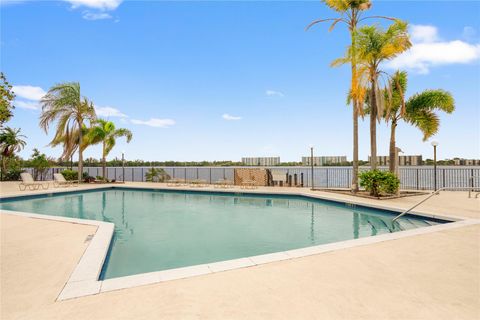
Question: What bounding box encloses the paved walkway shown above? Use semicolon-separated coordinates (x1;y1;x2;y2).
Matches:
1;182;479;319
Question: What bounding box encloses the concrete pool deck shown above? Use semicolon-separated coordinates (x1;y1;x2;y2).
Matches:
1;181;479;319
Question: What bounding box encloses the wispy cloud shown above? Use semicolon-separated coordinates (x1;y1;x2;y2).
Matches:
0;0;26;6
16;100;40;110
95;106;127;118
131;118;175;128
63;0;121;21
265;90;284;97
462;26;478;42
64;0;122;10
222;114;242;121
387;24;480;74
12;85;46;110
82;12;112;20
12;85;46;101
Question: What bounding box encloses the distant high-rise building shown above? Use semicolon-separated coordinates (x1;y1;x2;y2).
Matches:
241;157;280;166
453;158;480;166
369;155;423;166
301;156;348;166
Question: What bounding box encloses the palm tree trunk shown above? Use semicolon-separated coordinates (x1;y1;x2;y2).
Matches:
350;17;359;192
102;142;106;180
389;119;397;173
1;155;6;173
78;124;83;183
370;77;378;170
352;101;359;191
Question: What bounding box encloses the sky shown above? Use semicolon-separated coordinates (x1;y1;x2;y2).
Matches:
1;0;479;162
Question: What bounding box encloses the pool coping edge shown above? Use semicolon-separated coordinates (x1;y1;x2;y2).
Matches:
1;186;478;301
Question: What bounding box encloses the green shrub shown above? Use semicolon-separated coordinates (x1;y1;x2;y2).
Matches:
61;170;89;181
28;148;51;180
1;166;23;181
359;170;400;197
1;157;24;181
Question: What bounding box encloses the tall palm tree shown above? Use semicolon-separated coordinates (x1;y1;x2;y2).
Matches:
86;119;132;180
351;20;411;170
385;71;455;173
306;0;395;191
0;127;26;172
40;82;96;182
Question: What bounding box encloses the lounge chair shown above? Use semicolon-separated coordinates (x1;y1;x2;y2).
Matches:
53;173;79;188
241;178;257;190
19;172;49;191
271;170;287;187
167;178;186;187
189;179;207;188
214;179;233;188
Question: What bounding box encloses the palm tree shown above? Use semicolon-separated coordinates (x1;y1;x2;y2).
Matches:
86;119;132;180
385;71;455;173
306;0;395;191
40;82;96;182
350;20;411;170
0;127;26;172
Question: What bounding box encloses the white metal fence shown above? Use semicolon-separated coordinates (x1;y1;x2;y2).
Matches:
24;166;480;191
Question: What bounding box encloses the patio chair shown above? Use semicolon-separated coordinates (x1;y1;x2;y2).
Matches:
19;172;49;191
53;173;79;188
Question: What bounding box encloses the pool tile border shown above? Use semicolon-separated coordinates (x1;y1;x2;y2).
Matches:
1;185;479;301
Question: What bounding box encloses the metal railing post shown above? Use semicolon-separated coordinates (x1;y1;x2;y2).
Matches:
326;168;329;188
416;168;419;190
443;168;446;189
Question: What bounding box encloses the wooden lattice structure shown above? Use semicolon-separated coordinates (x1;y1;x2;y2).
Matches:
234;168;268;186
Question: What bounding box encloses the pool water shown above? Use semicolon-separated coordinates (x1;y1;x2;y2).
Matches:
0;188;443;279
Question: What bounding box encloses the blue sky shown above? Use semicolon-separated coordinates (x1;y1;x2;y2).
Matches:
2;0;479;162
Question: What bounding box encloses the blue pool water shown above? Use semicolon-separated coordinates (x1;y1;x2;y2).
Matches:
0;188;445;279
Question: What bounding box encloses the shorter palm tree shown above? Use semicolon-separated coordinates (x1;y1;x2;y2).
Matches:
86;119;132;180
0;127;26;172
385;70;455;174
40;82;96;182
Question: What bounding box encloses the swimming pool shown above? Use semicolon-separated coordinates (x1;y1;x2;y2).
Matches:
0;187;446;279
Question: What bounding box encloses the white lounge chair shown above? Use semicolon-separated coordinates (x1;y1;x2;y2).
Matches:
53;173;79;188
19;172;49;191
214;179;233;188
271;170;287;187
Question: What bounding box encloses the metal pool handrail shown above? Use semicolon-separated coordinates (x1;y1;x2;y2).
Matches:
391;186;477;222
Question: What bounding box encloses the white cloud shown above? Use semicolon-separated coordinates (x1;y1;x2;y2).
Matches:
64;0;122;10
387;24;480;74
16;100;40;110
82;12;112;20
265;90;284;97
95;106;127;118
12;85;46;111
131;118;175;128
222;114;242;121
410;25;439;43
12;85;46;101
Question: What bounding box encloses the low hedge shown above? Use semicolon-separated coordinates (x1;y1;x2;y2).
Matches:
359;170;400;197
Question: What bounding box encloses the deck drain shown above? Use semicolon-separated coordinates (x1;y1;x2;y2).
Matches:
84;234;94;243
